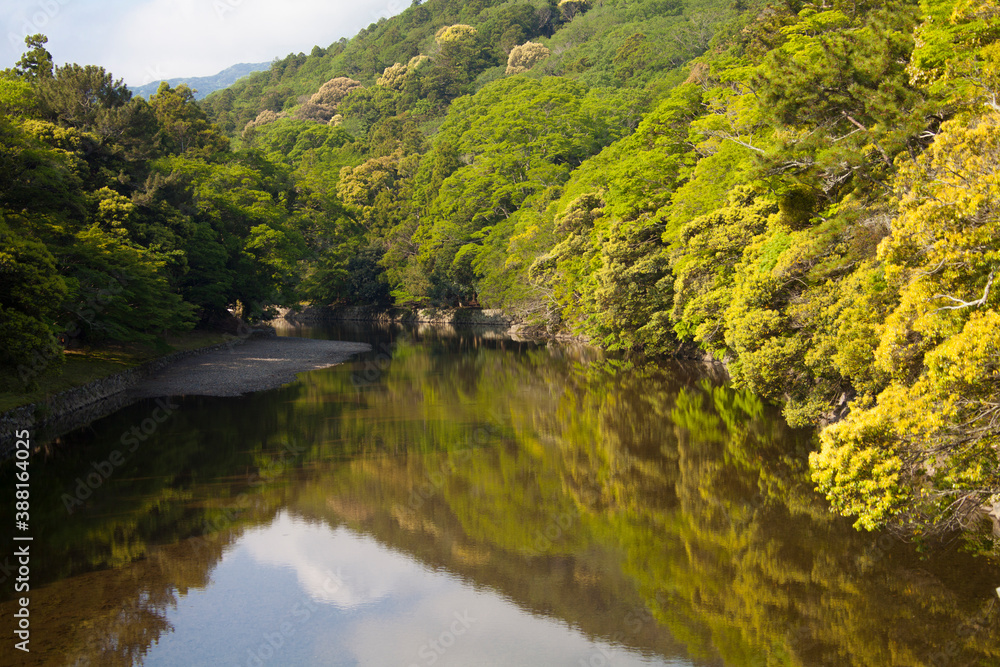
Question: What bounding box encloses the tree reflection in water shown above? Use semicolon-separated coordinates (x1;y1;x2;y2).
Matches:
1;326;997;666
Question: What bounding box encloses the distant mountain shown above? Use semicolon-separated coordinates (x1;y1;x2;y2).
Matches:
130;62;272;100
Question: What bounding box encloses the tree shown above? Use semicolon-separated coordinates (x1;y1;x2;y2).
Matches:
401;76;625;306
811;111;1000;535
149;152;309;316
377;63;409;89
908;0;1000;113
36;63;132;130
309;77;362;112
60;222;196;343
559;0;590;22
148;83;228;157
243;109;284;138
671;186;776;356
425;24;492;103
613;34;653;82
506;42;551;74
0;219;67;388
14;34;53;81
753;4;929;204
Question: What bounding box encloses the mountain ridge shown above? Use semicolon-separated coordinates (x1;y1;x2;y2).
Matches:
130;61;271;99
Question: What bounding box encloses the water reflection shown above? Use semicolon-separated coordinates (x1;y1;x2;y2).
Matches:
143;512;676;667
1;325;998;666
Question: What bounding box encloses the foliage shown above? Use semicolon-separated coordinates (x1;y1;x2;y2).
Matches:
0;39;341;384
309;77;362;109
0;220;66;388
389;75;629;307
14;34;53;81
812;111;1000;534
7;0;1000;544
506;41;551;74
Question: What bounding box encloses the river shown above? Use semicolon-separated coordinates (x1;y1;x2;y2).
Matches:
1;324;998;666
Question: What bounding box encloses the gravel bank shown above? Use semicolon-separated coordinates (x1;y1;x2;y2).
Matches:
130;337;371;398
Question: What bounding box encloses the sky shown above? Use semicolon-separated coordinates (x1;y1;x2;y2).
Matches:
2;0;409;86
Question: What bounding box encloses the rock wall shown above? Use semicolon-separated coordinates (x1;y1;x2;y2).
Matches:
281;306;514;327
279;306;735;367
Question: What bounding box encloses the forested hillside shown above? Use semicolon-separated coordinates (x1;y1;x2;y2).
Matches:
3;0;1000;544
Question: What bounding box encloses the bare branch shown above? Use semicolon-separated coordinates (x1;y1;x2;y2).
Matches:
932;268;996;312
703;130;766;154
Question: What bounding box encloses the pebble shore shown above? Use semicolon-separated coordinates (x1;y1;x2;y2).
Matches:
130;337;371;398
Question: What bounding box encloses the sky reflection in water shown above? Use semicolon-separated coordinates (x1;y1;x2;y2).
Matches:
144;511;678;667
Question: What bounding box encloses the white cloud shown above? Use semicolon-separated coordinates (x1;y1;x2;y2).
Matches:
236;512;686;667
2;0;407;85
241;512;437;610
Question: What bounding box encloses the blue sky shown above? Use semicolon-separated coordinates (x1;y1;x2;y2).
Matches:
3;0;408;86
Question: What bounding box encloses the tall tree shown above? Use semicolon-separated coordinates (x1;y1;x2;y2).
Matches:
13;34;53;81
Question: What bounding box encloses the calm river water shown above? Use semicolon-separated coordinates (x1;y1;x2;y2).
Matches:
2;324;999;666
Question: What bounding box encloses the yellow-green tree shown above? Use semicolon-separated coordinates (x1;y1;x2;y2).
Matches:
812;111;1000;534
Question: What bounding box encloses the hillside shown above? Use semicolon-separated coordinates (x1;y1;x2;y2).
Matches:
200;0;729;134
4;0;1000;546
129;61;271;99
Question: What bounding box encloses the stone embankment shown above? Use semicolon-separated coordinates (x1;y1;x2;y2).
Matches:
279;305;593;343
281;305;516;327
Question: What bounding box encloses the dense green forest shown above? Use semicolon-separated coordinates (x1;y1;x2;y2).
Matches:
3;0;1000;543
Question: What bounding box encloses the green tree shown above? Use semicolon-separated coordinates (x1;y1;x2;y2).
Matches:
0;220;67;388
13;34;53;81
36;63;132;130
753;4;928;205
148;83;229;157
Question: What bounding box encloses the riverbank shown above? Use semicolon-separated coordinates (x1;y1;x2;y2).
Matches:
0;330;370;454
131;337;371;398
281;305;517;326
279;305;729;363
0;332;258;453
279;305;596;343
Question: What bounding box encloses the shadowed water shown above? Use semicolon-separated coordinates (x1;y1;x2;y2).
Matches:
1;324;998;666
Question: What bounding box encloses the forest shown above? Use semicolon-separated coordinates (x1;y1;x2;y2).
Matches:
2;0;999;543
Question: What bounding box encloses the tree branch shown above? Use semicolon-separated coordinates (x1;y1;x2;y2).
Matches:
843;113;891;165
932;268;995;312
703;130;766;154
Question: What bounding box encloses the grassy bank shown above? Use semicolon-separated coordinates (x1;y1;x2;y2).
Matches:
0;331;230;414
